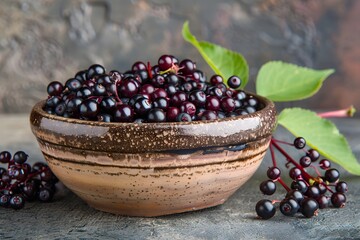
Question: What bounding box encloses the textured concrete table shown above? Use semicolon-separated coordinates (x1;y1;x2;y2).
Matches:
0;114;359;240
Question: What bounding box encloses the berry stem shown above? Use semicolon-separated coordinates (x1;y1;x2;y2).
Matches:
277;177;291;192
317;106;356;118
271;138;313;182
147;62;153;79
113;80;123;104
269;143;277;167
320;181;335;194
272;138;293;147
309;165;322;177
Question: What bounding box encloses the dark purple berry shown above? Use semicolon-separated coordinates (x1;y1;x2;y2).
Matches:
267;167;281;180
134;97;152;115
55;102;66;116
119;79;139;98
227;76;241;89
158;55;174;71
299;156;312;168
100;96;116;112
0;151;11;164
286;190;304;203
87;64;105;79
114;104;134;122
76;87;92;99
289;167;302;180
307;149;320;162
166;107;180;122
66;98;83;114
79;99;99;119
255;199;276;219
198;110;217;121
151;88;168;100
280;198;299;216
317;195;330;209
132;61;147;71
75;70;88;82
0;193;11;207
147;108;166;122
171;92;188;107
179;59;196;75
220;97;235;112
331;192;346;208
13;151;28;164
176;113;192;122
300;198;319;218
319;159;331;169
206;96;220;111
151;74;166;88
259;180;276;195
152;97;168;110
65;78;82;92
47;81;63;96
165;74;179;85
10;195;25;210
180;101;196;117
210;75;223;85
336;181;348;193
294;137;306;149
324;168;340;183
305;186;321;198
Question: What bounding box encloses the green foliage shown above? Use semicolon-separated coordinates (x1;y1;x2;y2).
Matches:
278;108;360;175
182;21;249;88
256;61;334;102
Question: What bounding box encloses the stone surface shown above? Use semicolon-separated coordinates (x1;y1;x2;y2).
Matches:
0;115;359;239
0;0;359;113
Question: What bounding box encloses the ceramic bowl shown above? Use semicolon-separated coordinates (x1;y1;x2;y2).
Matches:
30;93;276;217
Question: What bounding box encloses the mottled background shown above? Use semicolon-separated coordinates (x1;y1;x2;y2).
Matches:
0;0;359;114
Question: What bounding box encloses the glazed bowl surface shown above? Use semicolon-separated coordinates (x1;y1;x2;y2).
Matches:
30;93;276;217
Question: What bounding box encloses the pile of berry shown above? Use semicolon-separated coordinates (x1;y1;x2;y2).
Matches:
256;137;348;219
44;55;261;122
0;151;58;210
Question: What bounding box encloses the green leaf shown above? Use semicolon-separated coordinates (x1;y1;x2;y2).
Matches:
256;61;334;102
182;21;249;88
278;108;360;175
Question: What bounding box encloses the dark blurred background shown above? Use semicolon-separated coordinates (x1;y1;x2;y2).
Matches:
0;0;359;114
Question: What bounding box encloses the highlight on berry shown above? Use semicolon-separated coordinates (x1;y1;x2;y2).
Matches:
44;55;263;123
0;150;58;210
255;136;348;219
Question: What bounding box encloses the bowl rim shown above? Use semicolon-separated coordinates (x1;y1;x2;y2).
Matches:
30;91;277;153
32;91;275;126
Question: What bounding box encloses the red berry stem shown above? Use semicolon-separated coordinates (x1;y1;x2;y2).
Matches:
270;138;313;182
147;61;153;79
113;80;123;104
269;143;277;167
272;138;294;147
277;178;291;192
308;165;322;177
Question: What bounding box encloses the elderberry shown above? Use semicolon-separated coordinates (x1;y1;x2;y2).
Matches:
0;150;58;210
256;136;348;219
44;55;263;123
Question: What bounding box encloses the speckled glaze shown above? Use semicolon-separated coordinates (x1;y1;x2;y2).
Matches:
30;93;276;217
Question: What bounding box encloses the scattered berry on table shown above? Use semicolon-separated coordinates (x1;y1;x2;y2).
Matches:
255;137;348;219
0;150;58;210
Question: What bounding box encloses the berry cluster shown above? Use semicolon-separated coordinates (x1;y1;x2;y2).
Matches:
0;151;58;210
44;55;262;123
256;137;348;219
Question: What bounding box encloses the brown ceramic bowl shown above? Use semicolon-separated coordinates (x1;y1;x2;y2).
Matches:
30;93;276;217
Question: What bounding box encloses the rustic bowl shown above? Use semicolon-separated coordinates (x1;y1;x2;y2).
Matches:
30;93;276;217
